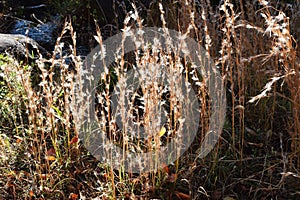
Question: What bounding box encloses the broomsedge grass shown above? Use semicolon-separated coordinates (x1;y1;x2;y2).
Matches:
0;0;299;199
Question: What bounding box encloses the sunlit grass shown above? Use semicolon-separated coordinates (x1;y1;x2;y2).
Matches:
0;0;299;199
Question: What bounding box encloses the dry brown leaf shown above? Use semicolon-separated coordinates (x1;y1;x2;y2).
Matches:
29;190;34;197
46;147;56;156
70;136;79;145
69;193;79;200
175;191;191;200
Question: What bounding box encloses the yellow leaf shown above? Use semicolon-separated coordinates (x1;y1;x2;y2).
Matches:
46;156;56;161
158;126;166;137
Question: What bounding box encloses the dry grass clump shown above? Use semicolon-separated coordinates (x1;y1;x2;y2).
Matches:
144;0;300;198
0;22;112;199
0;0;299;199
